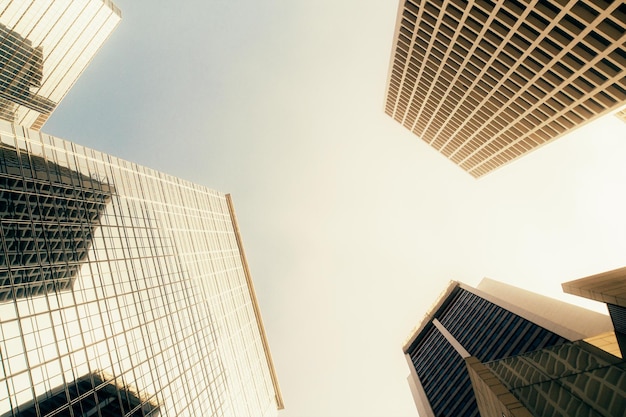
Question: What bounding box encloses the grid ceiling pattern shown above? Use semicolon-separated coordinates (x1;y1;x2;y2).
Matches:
385;0;626;177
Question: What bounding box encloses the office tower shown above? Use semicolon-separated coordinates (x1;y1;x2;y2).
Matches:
0;0;121;129
0;1;283;416
384;0;626;177
0;121;284;416
462;269;626;417
403;279;613;417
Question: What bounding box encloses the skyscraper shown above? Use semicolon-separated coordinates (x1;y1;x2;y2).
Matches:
461;269;626;417
0;0;121;129
384;0;626;177
0;1;283;416
403;279;613;417
0;120;284;416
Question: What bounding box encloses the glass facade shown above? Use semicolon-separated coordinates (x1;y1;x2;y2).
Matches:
0;120;282;416
406;286;567;417
0;0;121;129
486;341;626;417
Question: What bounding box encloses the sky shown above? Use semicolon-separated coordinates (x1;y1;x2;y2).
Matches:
43;1;626;416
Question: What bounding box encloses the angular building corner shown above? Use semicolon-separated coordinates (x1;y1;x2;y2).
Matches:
403;271;626;417
384;0;626;177
0;1;284;416
225;194;284;411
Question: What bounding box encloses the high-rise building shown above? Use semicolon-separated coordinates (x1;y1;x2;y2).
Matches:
461;268;626;417
384;0;626;177
0;120;284;416
0;1;284;416
0;0;121;130
403;278;613;417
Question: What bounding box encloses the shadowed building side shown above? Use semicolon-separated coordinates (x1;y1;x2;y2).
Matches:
0;143;113;300
471;340;626;417
1;372;160;417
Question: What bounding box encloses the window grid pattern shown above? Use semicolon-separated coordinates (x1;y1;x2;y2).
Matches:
0;0;121;130
385;0;626;177
0;120;279;417
407;287;567;417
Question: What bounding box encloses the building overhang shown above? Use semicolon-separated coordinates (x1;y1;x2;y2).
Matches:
562;266;626;308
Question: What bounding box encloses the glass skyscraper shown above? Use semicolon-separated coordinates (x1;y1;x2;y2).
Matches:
0;120;283;416
0;0;121;130
0;1;283;416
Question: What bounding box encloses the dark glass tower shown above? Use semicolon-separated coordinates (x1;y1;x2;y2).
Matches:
403;280;613;417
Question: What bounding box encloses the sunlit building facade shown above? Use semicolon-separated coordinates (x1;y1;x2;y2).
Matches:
385;0;626;177
0;0;283;416
0;0;121;130
0;120;283;416
403;279;614;417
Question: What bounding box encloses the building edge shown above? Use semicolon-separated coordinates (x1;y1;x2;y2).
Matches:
403;277;613;354
474;278;612;341
382;0;407;114
404;354;435;417
562;265;626;307
225;194;285;410
35;1;122;129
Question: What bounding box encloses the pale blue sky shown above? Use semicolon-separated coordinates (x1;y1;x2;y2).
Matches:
45;1;626;416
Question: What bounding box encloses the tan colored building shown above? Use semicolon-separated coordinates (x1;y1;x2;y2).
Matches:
385;0;626;177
